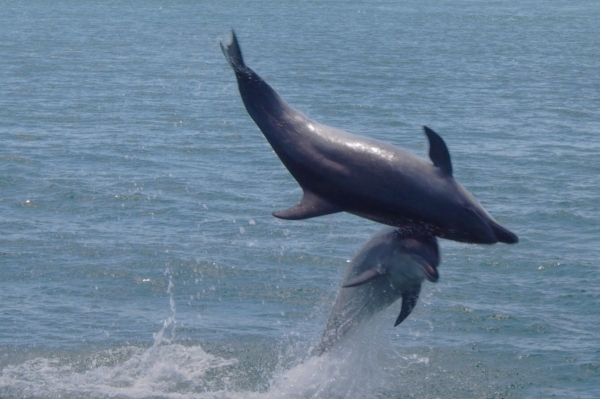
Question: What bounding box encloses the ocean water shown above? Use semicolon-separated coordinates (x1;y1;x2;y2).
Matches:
1;1;599;398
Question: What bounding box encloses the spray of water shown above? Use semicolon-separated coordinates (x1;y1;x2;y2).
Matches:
0;269;240;398
0;269;518;398
152;269;177;346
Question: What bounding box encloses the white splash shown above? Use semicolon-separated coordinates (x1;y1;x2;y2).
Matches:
0;276;418;399
0;344;239;399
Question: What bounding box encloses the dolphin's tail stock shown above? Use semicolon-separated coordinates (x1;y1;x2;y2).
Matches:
220;30;248;74
220;30;300;141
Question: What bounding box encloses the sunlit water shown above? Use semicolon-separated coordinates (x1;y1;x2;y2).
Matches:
1;1;599;398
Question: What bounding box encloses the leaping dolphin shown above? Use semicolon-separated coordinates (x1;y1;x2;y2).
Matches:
220;31;518;245
318;228;439;355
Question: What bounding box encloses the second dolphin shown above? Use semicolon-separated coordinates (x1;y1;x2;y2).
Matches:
318;228;440;355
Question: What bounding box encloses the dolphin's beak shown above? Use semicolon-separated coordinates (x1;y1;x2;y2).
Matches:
488;219;519;244
412;255;439;282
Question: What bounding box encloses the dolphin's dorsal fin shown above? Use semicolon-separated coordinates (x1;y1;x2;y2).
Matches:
342;266;386;288
394;284;422;326
423;126;453;177
272;190;341;220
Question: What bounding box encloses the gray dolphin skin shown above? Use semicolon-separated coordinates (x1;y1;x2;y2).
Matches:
318;228;440;355
220;31;518;245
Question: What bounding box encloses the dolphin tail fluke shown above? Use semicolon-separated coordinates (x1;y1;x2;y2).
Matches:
220;30;247;73
394;285;421;326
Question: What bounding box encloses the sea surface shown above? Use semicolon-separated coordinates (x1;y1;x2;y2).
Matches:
1;1;599;398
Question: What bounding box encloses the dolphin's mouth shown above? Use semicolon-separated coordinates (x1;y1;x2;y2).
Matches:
410;254;439;282
459;205;518;244
488;219;519;244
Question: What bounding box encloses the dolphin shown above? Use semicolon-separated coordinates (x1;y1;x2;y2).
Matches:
220;31;518;245
317;228;439;355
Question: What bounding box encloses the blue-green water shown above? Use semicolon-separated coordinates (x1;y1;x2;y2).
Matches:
1;1;599;398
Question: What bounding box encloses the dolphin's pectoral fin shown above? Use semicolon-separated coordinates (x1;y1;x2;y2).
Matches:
394;285;422;326
423;126;453;177
272;190;341;220
342;267;386;288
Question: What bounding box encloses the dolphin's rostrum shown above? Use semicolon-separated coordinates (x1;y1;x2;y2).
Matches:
318;228;440;355
221;31;518;245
